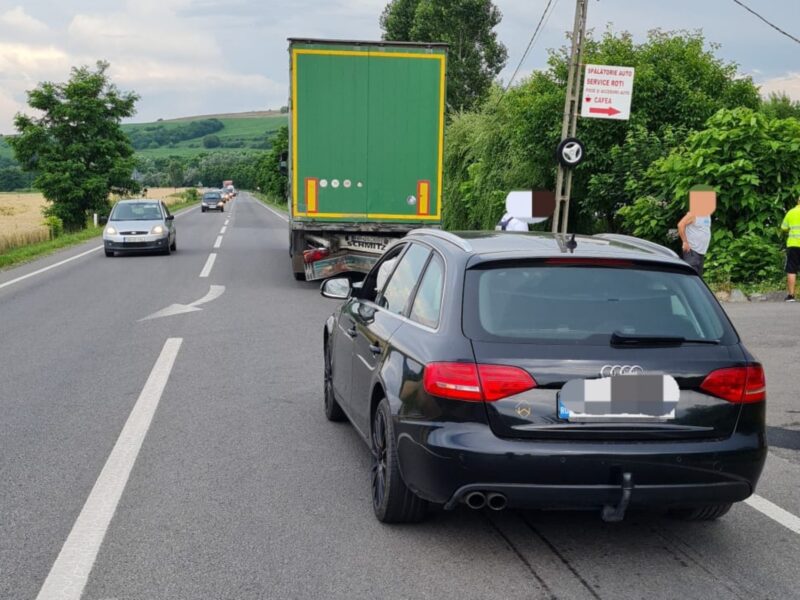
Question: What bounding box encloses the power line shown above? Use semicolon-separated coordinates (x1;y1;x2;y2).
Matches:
499;0;560;101
732;0;800;45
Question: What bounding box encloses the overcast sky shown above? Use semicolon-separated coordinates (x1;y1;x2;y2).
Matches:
0;0;798;133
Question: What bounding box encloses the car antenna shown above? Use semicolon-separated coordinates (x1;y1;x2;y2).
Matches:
566;233;577;253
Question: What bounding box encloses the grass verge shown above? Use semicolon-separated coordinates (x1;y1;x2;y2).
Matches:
251;190;288;213
0;199;200;272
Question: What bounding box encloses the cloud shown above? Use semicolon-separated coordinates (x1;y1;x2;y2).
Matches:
0;6;49;34
0;89;26;133
760;73;800;102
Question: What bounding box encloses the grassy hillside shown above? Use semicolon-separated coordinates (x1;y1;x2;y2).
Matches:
122;114;287;159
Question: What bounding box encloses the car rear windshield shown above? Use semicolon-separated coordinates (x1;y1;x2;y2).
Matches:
463;262;737;345
110;202;162;221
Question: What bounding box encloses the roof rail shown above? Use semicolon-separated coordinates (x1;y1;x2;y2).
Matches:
593;233;678;259
410;228;472;252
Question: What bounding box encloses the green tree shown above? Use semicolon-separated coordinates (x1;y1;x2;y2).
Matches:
618;107;800;283
380;0;507;112
9;61;139;230
167;159;184;187
202;134;221;148
443;29;762;231
256;125;289;200
760;92;800;120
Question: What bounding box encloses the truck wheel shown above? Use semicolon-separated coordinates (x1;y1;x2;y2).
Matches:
293;271;306;281
324;341;346;422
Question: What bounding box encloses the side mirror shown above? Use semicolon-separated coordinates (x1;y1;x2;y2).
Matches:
320;277;351;299
166;215;175;221
279;151;289;176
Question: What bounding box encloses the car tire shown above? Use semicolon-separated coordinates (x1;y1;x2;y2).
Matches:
323;341;346;422
163;243;171;256
202;207;206;213
105;249;114;257
170;237;176;252
669;503;733;521
371;398;428;523
221;207;225;212
293;271;306;281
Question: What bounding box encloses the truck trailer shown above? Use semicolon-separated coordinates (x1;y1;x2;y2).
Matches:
287;38;447;281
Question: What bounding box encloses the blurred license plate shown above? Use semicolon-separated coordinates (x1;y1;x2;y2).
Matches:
558;374;680;422
123;236;138;243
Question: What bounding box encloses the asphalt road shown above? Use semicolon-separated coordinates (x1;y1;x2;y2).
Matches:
1;192;799;600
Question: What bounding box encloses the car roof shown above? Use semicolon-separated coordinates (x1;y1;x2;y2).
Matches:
406;230;687;269
116;198;160;203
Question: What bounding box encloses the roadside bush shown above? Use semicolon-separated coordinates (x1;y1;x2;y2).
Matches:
203;135;221;149
44;215;64;239
180;188;199;203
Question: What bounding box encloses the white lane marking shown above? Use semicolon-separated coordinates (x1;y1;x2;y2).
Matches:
139;284;225;321
36;338;183;600
251;196;289;222
0;204;198;292
0;245;103;291
213;235;223;249
199;253;217;278
224;219;230;226
746;494;800;535
220;225;227;234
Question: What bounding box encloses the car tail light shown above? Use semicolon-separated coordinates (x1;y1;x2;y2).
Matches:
423;362;536;402
700;365;766;403
303;247;330;264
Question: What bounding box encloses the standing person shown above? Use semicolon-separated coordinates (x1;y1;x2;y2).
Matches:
781;196;800;302
677;187;716;277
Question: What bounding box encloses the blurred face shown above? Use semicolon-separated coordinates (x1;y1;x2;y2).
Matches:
689;190;716;216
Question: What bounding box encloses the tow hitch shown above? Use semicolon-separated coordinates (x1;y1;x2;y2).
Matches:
601;472;633;522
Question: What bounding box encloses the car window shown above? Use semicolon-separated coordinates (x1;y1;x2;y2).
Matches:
360;244;406;303
110;202;162;221
463;263;735;345
409;253;444;328
379;244;431;316
162;203;171;218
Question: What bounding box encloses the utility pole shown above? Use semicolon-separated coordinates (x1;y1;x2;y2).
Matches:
551;0;589;234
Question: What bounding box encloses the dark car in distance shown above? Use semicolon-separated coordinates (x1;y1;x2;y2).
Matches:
321;230;767;523
202;191;224;212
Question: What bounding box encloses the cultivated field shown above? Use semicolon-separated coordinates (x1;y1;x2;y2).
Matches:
0;188;193;253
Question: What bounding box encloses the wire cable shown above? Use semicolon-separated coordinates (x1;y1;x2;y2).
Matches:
498;0;560;102
732;0;800;45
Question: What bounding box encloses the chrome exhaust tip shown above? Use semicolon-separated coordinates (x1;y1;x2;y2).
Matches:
464;491;487;510
487;492;508;511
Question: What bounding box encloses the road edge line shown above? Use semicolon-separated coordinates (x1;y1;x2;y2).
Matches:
745;494;800;535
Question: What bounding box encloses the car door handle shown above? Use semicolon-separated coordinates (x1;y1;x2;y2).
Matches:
369;344;382;355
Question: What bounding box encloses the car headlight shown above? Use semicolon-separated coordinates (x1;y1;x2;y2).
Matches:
105;226;117;235
151;225;165;235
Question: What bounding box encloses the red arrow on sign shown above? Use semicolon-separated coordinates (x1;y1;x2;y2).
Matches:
589;106;621;116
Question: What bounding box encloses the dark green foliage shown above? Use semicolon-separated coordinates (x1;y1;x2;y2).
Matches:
760;92;800;120
127;118;224;150
9;61;139;230
443;29;762;232
380;0;507;112
202;134;221;148
619;107;800;283
254;125;289;201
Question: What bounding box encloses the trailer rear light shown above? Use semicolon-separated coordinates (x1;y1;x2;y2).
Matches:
700;365;766;403
423;362;536;402
303;248;330;264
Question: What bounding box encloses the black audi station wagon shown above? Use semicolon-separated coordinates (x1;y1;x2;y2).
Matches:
321;231;767;523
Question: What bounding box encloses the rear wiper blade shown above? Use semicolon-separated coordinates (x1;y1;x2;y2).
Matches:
610;332;720;346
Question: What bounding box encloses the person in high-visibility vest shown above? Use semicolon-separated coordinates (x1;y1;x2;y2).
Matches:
781;196;800;302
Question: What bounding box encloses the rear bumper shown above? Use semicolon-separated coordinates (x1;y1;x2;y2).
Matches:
395;421;766;510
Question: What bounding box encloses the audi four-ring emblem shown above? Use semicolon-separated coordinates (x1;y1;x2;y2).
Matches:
600;365;644;377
